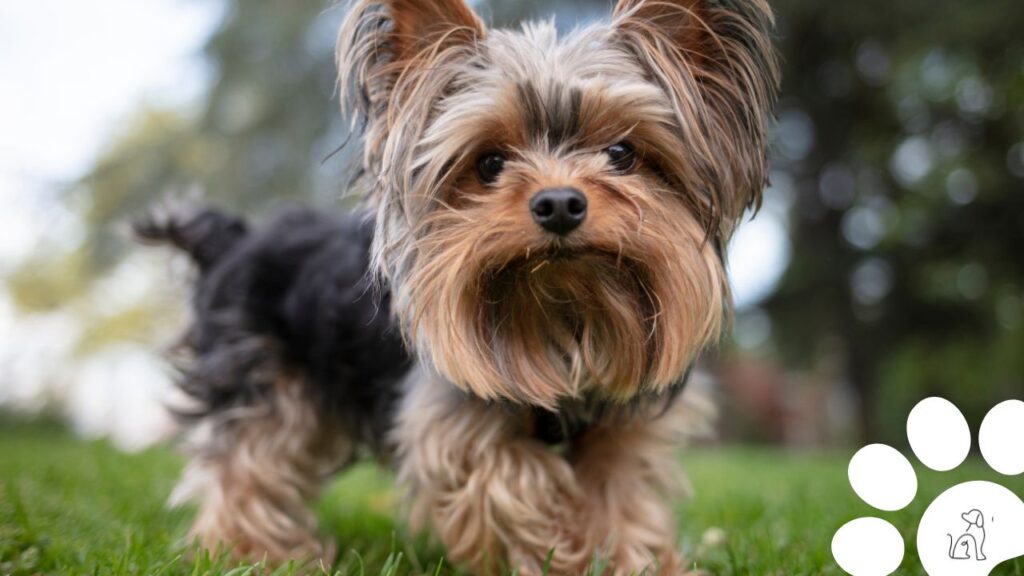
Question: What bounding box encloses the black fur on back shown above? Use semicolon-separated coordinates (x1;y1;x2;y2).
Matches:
135;205;413;455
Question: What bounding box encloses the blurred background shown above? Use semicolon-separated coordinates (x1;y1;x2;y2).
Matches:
1;0;1021;451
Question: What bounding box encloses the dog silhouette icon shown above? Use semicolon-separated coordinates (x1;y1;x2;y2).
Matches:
948;509;987;561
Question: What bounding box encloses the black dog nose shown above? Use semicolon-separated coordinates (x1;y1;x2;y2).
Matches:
529;187;587;235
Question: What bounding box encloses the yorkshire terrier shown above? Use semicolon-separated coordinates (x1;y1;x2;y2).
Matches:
141;0;778;573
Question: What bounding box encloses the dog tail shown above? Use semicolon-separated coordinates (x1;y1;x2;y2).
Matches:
133;203;248;271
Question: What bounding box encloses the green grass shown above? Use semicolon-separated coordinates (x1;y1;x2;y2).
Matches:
2;416;1023;575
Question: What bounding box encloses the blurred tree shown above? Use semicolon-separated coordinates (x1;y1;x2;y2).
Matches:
8;0;1023;443
760;0;1024;441
79;1;353;272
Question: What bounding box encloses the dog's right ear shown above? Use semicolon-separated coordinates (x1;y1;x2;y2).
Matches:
337;0;485;170
337;0;485;278
383;0;483;61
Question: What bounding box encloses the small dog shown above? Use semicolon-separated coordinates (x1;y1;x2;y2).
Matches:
142;0;778;573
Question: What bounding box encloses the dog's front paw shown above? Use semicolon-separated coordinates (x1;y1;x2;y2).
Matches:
601;549;687;576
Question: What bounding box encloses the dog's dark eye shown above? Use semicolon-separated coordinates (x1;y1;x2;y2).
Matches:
604;142;637;173
477;152;507;185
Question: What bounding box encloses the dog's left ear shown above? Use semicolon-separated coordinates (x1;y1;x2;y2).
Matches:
612;0;779;237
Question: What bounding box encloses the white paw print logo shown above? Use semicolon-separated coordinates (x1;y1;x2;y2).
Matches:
832;398;1024;576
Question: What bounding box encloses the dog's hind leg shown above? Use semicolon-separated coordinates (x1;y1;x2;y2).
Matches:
171;372;352;566
393;372;591;575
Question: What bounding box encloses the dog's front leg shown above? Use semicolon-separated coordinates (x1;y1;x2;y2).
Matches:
570;395;712;576
393;372;590;575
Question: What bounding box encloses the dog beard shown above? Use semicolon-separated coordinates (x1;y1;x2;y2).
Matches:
485;251;660;404
398;195;728;409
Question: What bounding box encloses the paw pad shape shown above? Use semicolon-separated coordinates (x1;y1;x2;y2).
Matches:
832;398;1024;576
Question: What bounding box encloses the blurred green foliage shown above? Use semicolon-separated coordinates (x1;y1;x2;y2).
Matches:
759;0;1024;440
10;0;1023;443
